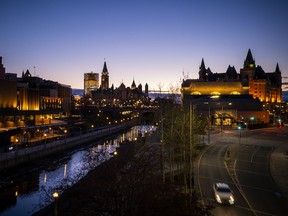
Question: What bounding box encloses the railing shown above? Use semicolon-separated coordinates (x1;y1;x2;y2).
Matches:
0;121;134;166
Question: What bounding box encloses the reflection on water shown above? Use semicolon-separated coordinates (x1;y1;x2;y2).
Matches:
0;125;156;216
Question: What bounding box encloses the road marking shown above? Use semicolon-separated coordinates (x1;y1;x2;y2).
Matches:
195;162;227;169
250;147;260;163
224;160;258;216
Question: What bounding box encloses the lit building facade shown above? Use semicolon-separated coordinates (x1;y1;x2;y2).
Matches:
181;49;283;125
182;49;282;103
84;72;99;96
0;57;72;129
240;49;282;103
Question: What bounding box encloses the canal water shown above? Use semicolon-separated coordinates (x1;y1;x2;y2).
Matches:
0;125;156;216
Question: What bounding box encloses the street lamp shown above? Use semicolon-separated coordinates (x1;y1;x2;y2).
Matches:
221;104;224;135
203;102;211;144
238;125;242;143
15;138;19;157
53;191;59;216
44;133;47;149
53;191;59;199
64;129;67;142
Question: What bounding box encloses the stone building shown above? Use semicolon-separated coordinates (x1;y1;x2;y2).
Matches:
183;49;282;103
181;49;283;125
91;61;149;107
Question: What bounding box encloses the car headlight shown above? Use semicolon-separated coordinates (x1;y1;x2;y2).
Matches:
216;194;221;203
229;195;234;203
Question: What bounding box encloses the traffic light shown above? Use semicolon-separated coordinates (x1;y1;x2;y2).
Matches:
238;125;242;130
250;116;255;121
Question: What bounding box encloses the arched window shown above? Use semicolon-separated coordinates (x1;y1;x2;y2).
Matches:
191;91;201;95
210;91;221;95
230;91;240;95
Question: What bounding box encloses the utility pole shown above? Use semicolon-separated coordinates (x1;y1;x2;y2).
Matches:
208;104;210;144
161;104;165;184
221;104;223;135
189;103;193;195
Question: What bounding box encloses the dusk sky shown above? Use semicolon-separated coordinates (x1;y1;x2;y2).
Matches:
1;0;287;91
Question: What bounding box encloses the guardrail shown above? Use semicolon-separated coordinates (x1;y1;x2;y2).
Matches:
0;121;137;171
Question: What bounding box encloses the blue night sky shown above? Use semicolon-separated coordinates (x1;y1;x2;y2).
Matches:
1;0;288;91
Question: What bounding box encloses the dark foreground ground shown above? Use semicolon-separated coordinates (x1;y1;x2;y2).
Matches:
34;140;137;216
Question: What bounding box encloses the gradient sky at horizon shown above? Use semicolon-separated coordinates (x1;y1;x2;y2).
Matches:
1;0;288;91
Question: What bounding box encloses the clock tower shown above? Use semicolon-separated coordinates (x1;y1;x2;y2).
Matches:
101;61;109;90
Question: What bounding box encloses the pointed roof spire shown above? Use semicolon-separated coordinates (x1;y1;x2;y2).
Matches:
275;63;281;73
102;61;108;75
244;49;255;68
131;78;136;89
199;58;206;71
246;49;253;61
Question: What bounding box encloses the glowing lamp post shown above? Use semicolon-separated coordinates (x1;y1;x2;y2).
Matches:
44;133;47;149
15;138;19;157
64;129;67;143
53;191;59;199
53;191;59;216
238;125;242;143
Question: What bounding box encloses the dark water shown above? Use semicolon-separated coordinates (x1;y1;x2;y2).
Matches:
0;125;156;216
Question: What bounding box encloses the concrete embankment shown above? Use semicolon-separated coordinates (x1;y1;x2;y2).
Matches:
0;121;137;171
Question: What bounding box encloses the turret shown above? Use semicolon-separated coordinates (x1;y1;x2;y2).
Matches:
145;83;148;96
240;49;256;83
243;49;255;69
275;63;282;87
131;79;136;90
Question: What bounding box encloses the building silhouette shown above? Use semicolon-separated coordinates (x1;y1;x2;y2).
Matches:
0;57;5;80
91;61;149;107
101;61;109;90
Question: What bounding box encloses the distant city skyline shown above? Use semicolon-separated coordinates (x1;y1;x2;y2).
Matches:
1;0;287;90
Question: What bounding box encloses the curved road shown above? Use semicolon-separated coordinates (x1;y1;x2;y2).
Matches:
196;127;288;216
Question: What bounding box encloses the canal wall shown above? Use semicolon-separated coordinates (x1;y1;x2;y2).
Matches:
0;121;137;171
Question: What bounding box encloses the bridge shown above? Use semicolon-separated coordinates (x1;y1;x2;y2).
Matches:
148;90;179;94
283;77;288;90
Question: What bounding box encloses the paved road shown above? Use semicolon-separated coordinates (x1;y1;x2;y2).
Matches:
196;127;288;216
197;144;255;215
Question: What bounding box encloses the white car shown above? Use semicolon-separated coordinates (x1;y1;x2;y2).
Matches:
213;183;235;205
